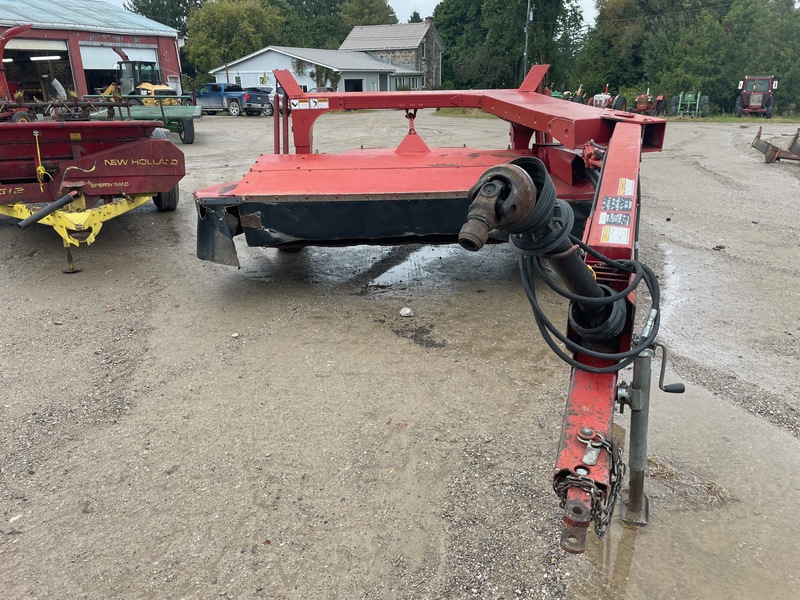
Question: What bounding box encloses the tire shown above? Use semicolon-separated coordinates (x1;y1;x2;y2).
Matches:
128;98;142;106
670;96;679;116
612;94;626;111
699;95;709;118
263;102;274;117
765;96;774;118
178;118;195;144
735;96;743;117
11;111;33;123
227;100;241;117
656;98;666;116
182;98;194;106
153;184;179;211
151;128;168;140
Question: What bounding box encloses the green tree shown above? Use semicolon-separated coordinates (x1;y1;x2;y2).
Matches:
435;0;581;89
124;0;201;35
409;10;423;22
184;0;284;78
434;0;487;87
341;0;398;29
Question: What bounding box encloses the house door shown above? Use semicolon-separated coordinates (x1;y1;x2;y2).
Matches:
379;74;388;91
344;79;363;92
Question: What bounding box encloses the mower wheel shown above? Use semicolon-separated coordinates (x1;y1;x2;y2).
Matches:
154;184;180;212
179;118;195;144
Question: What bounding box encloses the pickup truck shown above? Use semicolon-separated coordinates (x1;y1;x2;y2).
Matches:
193;82;248;116
242;85;274;116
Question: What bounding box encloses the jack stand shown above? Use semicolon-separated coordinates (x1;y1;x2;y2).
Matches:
63;246;81;274
619;348;652;525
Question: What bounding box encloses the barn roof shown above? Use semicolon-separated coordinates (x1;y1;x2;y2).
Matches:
0;0;178;37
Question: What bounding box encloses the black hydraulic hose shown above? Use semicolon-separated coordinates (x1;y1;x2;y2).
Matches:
518;251;661;374
17;191;78;230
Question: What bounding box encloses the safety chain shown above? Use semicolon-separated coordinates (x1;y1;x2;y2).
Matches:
553;436;626;538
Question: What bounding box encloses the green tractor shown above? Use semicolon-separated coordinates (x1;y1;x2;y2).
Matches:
669;92;709;117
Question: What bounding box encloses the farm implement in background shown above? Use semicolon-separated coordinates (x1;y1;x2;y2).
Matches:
0;121;185;271
194;66;685;554
736;75;777;118
0;23;186;272
751;126;800;163
669;91;709;118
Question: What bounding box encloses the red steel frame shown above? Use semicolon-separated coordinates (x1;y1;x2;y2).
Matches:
260;68;665;550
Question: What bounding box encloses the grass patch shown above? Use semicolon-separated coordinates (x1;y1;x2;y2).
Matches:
665;114;800;124
433;107;499;119
647;454;733;507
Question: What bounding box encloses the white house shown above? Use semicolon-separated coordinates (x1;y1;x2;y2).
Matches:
209;46;424;92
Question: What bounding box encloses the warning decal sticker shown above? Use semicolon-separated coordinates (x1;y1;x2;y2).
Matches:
601;226;631;245
601;196;634;212
599;212;631;226
617;178;635;196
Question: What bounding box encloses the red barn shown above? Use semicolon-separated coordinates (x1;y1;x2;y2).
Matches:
0;0;182;100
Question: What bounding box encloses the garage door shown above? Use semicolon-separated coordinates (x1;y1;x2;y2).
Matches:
79;46;158;70
6;39;68;52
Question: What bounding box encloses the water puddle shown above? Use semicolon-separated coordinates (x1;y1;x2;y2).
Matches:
568;378;800;599
235;243;519;292
367;244;516;292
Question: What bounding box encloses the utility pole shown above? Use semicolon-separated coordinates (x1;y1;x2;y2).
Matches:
523;0;532;82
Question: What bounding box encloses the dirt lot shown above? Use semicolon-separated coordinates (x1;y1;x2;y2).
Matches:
1;112;798;599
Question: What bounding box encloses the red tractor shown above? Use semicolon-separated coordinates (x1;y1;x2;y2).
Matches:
735;75;777;118
630;87;666;116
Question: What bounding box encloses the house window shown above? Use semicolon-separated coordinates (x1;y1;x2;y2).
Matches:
421;44;426;59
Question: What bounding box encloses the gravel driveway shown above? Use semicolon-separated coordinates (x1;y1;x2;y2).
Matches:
1;112;798;599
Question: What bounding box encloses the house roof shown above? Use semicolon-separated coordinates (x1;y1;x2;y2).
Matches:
210;46;421;76
339;22;440;52
0;0;178;37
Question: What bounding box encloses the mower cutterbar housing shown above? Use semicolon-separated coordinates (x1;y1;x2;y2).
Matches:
194;65;664;266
